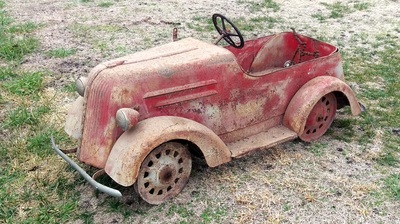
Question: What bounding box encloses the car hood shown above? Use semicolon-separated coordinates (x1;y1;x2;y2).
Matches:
89;37;236;80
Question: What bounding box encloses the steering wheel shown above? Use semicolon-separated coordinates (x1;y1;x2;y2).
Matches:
212;13;244;49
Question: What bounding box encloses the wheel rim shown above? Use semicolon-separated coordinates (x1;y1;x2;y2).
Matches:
136;142;191;205
300;93;337;142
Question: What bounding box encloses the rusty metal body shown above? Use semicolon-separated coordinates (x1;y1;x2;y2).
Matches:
56;24;363;204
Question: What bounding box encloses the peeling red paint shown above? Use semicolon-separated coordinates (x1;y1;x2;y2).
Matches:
63;27;362;202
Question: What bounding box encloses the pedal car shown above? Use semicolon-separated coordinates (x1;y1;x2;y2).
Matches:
52;14;363;204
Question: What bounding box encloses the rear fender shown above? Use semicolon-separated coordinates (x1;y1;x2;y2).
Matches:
283;76;362;135
105;116;231;187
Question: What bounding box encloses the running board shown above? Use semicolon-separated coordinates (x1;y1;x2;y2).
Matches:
227;125;298;158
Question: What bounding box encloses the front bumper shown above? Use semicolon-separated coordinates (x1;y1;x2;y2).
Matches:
51;136;122;197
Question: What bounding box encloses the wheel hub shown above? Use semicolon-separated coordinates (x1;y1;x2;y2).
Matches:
300;93;337;142
158;165;176;185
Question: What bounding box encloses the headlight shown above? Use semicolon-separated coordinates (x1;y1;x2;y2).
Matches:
76;77;88;97
116;108;140;131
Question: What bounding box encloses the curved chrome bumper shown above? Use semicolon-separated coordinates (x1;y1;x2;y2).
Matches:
50;136;122;197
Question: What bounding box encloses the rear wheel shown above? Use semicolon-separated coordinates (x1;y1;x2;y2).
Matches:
135;142;192;205
300;93;337;142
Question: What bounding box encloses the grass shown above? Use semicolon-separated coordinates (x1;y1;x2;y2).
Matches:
3;71;44;96
313;1;367;21
4;105;50;128
383;175;400;200
47;48;77;58
0;7;39;61
238;0;280;12
0;2;82;223
1;0;400;223
353;2;370;11
305;142;328;156
98;1;113;8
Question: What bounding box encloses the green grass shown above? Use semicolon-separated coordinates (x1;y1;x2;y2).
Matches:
167;204;195;218
238;0;280;12
305;142;328;156
311;13;327;22
1;0;400;223
98;1;113;7
47;48;77;58
200;207;227;223
0;66;18;80
314;2;355;21
321;2;353;19
4;105;50;128
7;21;40;34
383;174;400;200
0;36;39;61
353;2;370;11
69;23;124;38
376;153;399;167
187;16;214;32
0;2;82;223
3;71;44;96
347;37;400;148
328;117;356;142
0;7;39;61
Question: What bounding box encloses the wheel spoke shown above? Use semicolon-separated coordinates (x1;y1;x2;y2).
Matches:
227;33;239;37
221;18;226;31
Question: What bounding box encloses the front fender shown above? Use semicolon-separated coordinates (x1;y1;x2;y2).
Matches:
283;76;362;135
105;116;231;187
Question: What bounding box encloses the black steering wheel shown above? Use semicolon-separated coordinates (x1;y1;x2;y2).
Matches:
212;13;244;49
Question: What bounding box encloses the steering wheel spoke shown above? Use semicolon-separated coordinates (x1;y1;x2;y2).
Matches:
212;13;244;49
227;33;239;37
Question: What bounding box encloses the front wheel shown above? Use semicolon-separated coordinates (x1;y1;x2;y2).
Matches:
135;142;192;205
300;93;337;142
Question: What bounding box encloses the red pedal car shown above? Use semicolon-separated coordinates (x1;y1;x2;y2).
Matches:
52;14;363;204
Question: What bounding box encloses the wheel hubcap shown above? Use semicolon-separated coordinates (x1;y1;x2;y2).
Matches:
300;93;337;142
136;142;191;204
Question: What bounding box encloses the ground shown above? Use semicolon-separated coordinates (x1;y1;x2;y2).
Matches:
1;0;399;223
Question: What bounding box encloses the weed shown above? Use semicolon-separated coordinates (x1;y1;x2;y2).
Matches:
7;21;40;34
27;128;61;158
200;207;226;223
63;81;76;92
328;117;356;142
98;2;113;7
242;0;280;12
3;71;43;96
187;16;214;32
4;105;50;128
376;153;398;167
0;36;39;61
312;13;327;22
251;16;280;29
353;3;370;11
167;204;195;218
0;66;17;80
103;197;136;218
0;6;39;61
306;142;328;156
321;2;353;19
47;48;77;58
383;174;400;200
